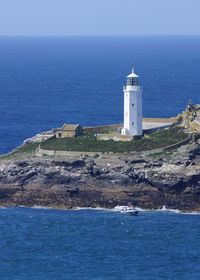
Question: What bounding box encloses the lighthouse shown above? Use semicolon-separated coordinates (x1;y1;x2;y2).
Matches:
121;69;143;136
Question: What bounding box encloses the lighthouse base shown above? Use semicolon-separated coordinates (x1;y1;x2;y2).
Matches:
121;127;143;137
121;128;129;136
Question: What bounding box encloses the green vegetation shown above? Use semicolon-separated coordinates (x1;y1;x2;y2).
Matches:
1;142;40;160
40;127;188;153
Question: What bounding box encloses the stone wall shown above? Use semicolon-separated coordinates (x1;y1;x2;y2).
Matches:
143;136;191;156
143;117;177;123
143;123;176;134
35;146;105;157
83;124;122;134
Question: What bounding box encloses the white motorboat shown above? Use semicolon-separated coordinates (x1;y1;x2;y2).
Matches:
120;206;139;216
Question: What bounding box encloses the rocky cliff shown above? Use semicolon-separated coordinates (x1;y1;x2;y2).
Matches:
1;139;200;211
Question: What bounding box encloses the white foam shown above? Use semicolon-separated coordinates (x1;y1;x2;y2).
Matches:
32;205;53;210
155;205;181;214
112;205;127;212
74;206;108;211
113;205;182;214
1;204;199;215
133;205;200;215
0;206;7;209
28;206;200;215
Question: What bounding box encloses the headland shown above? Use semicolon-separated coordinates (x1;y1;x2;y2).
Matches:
0;104;200;211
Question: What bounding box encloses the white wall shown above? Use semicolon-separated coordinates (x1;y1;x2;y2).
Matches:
122;85;142;136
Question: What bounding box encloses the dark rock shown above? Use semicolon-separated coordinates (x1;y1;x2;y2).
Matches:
17;161;29;168
70;160;86;168
1;140;200;210
129;159;146;164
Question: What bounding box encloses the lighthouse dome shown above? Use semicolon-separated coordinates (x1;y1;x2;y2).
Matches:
127;69;139;78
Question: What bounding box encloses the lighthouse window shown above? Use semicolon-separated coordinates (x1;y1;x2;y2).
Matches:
132;122;134;125
132;103;134;107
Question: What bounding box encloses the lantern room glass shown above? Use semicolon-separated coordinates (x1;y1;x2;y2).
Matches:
127;77;139;86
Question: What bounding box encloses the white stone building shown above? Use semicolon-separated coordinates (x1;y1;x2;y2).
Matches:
121;69;143;136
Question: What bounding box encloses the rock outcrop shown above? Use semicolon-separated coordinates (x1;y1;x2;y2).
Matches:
179;103;200;132
1;140;200;211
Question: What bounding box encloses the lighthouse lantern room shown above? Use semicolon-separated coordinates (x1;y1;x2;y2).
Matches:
121;69;143;136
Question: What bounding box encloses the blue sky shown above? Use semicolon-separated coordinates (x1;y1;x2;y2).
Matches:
0;0;200;36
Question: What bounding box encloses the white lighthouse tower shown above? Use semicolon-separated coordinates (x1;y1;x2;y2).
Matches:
121;69;143;136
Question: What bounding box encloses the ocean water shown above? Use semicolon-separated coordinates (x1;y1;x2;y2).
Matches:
0;36;200;153
0;207;200;280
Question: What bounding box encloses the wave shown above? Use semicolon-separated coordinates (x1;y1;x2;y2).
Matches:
0;204;199;215
74;207;108;211
155;205;200;215
31;205;54;210
113;205;200;215
37;205;200;215
155;205;181;214
74;205;181;213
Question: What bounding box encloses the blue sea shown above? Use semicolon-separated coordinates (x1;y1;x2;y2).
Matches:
0;207;200;280
1;36;200;279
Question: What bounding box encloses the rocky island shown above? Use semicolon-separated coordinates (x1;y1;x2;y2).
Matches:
0;104;200;212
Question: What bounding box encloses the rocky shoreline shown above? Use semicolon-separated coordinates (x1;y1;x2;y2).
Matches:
1;139;200;211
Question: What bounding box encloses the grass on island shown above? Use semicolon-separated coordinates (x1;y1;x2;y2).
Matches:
40;127;188;153
0;142;40;160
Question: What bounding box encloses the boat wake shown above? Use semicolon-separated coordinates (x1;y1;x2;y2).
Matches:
113;205;200;215
0;205;199;215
